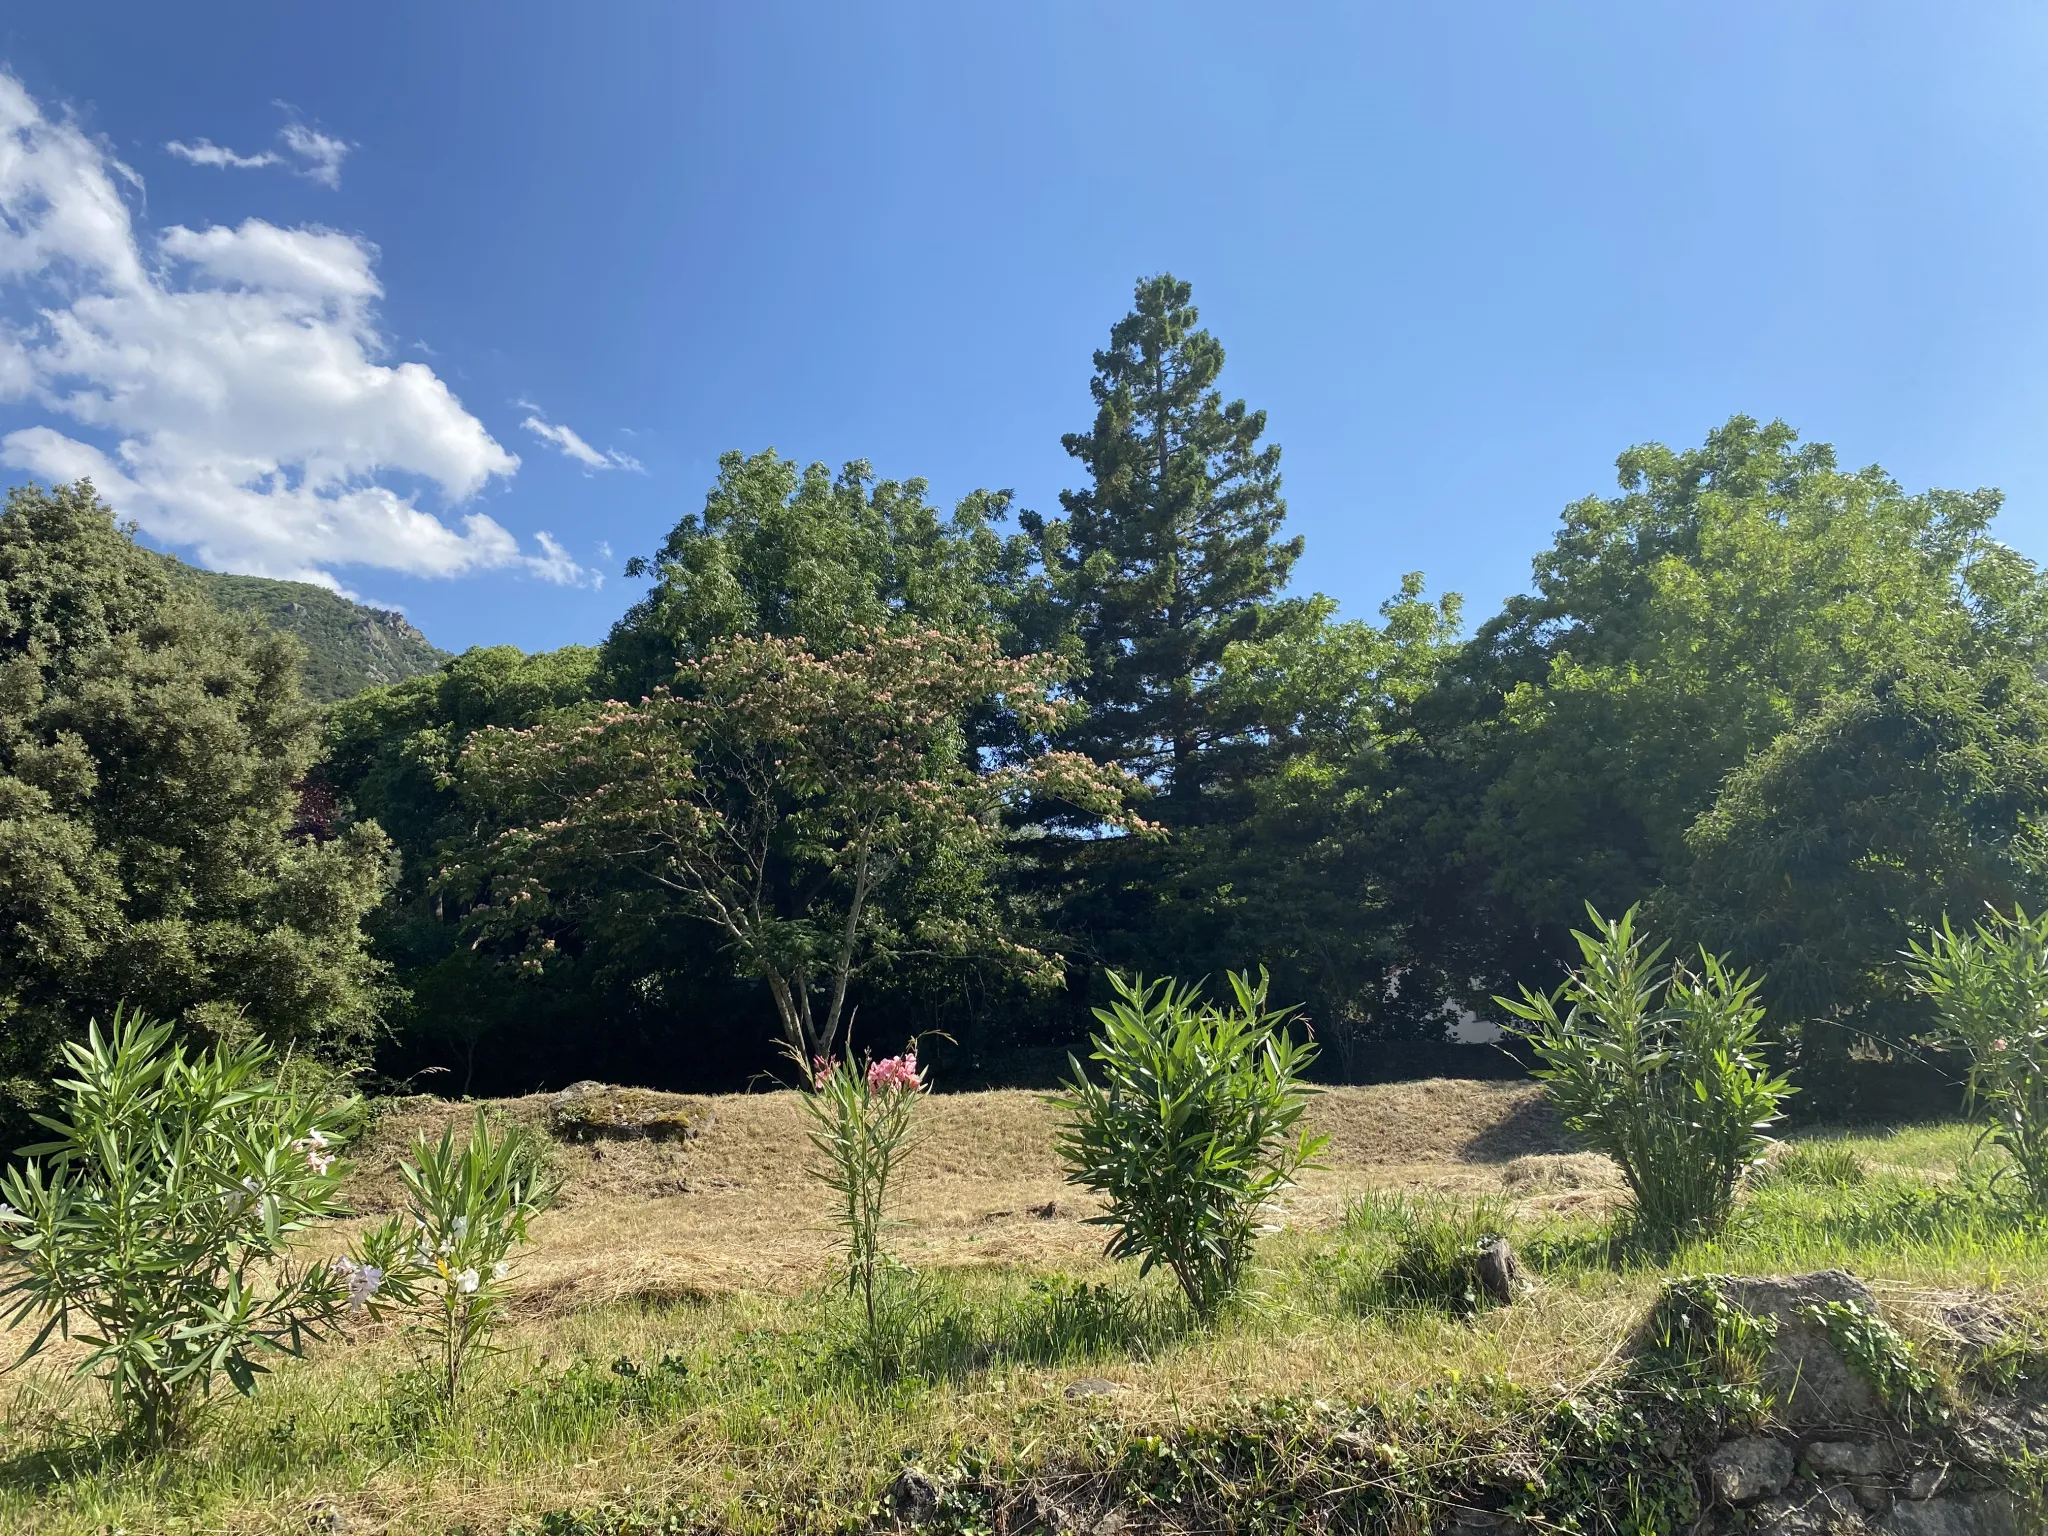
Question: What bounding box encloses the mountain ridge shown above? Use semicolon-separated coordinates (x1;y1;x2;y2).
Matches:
161;557;451;702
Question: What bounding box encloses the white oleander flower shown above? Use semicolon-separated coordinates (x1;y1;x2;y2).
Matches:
455;1268;480;1295
332;1257;385;1314
491;1260;510;1282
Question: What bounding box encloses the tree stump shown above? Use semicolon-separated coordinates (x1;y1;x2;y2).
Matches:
1476;1236;1525;1305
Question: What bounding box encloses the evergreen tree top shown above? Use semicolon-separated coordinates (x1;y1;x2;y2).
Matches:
1027;274;1303;813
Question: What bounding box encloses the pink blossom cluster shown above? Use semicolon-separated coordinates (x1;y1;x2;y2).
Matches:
866;1053;923;1093
292;1129;334;1177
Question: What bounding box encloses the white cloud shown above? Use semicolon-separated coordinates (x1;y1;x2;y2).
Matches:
163;111;351;189
521;412;644;473
0;72;590;588
278;122;349;189
529;531;601;588
166;138;280;171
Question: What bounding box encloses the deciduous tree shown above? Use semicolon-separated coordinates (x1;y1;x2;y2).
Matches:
453;628;1140;1062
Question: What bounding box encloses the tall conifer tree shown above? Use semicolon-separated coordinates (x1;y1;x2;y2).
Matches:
1024;275;1302;822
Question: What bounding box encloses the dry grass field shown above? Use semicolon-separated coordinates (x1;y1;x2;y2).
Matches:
343;1080;1620;1306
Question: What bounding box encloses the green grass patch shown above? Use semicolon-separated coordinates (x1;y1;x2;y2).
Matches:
5;1119;2048;1534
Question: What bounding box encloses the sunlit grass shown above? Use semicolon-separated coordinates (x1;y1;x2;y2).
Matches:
4;1117;2048;1534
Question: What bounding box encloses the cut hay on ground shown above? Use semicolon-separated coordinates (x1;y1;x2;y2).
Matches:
343;1080;1619;1310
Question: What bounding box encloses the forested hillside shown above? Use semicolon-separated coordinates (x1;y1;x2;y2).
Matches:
164;558;450;701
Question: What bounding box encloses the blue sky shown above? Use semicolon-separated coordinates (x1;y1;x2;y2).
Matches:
1;4;2045;653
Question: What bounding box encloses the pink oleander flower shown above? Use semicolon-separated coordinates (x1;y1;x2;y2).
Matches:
293;1129;336;1176
1994;1038;2010;1053
866;1053;923;1093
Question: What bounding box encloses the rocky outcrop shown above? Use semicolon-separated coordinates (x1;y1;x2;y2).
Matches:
545;1081;702;1143
1708;1436;1795;1503
1691;1272;2048;1535
1708;1270;1886;1426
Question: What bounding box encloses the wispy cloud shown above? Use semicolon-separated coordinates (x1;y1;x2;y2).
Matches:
277;121;348;189
0;72;592;590
530;531;603;588
166;138;280;171
520;411;645;473
163;108;352;189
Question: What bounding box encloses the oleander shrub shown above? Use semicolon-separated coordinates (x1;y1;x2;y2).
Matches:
0;1010;391;1449
1054;969;1325;1320
1498;905;1794;1248
351;1109;555;1402
801;1044;929;1373
1906;905;2048;1212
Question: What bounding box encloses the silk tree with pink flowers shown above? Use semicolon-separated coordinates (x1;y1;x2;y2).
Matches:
451;627;1147;1068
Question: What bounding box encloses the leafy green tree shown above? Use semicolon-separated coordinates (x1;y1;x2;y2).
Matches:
1025;274;1303;818
1472;418;2032;923
453;629;1140;1062
1387;416;2048;1021
603;449;1041;697
1197;575;1468;1058
320;645;603;1091
1666;658;2048;1079
0;482;394;1128
327;449;1070;1090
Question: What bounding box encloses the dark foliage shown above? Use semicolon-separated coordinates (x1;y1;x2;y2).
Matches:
0;482;395;1134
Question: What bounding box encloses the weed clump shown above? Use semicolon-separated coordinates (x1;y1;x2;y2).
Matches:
1761;1140;1868;1189
1346;1193;1516;1316
1636;1275;1776;1413
1800;1297;1950;1430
